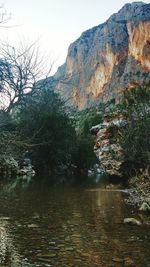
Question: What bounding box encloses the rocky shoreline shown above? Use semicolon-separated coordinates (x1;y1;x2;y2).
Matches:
125;188;150;208
125;175;150;209
91;112;150;215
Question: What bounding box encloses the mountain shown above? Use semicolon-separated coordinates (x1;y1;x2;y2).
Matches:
51;2;150;110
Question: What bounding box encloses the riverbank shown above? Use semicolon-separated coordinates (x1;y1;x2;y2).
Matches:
125;174;150;211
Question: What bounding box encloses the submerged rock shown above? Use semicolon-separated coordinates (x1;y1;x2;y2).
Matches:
112;257;124;263
124;257;135;267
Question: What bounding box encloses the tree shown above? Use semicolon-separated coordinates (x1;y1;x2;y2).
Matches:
0;42;50;113
0;110;21;175
71;107;103;172
0;6;10;26
118;84;150;175
17;88;76;173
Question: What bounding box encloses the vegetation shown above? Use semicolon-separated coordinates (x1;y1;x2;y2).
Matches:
71;104;105;172
0;42;103;177
17;89;76;173
0;111;22;173
116;84;150;176
0;5;149;179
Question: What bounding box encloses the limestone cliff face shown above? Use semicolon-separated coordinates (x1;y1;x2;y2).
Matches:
91;114;126;177
52;2;150;110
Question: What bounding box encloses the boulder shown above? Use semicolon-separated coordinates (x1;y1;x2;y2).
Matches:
123;218;142;226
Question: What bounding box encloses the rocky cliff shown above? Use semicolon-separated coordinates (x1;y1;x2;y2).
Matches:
91;112;126;177
52;2;150;110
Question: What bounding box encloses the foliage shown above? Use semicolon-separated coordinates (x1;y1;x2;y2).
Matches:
0;112;21;174
71;104;105;172
75;103;105;135
14;89;75;172
117;84;150;175
71;135;97;172
0;41;77;176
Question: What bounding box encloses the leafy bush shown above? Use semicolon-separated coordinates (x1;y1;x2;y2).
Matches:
71;105;104;172
17;89;76;172
118;84;150;175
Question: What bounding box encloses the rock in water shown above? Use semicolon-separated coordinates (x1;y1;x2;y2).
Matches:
124;257;135;267
123;218;142;226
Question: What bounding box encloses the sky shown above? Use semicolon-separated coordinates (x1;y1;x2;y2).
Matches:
1;0;149;74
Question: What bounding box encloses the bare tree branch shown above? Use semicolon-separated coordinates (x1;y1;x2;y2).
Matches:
0;42;53;113
0;6;11;26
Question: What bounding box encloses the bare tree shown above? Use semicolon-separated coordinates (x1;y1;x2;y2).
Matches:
0;5;11;27
0;6;53;113
0;42;52;113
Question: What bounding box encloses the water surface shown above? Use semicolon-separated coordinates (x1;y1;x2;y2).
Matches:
0;176;149;267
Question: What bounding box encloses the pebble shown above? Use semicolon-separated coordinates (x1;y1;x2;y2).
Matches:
37;258;52;263
49;241;56;245
65;247;74;251
37;253;57;259
112;257;124;263
72;234;81;238
79;252;90;257
27;224;39;228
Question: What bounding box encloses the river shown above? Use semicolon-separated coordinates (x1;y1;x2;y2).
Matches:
0;175;149;267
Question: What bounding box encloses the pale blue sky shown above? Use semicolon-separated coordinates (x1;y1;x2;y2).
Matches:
1;0;149;73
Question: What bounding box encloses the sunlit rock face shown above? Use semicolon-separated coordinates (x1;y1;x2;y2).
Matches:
52;2;150;110
128;21;150;71
91;113;126;177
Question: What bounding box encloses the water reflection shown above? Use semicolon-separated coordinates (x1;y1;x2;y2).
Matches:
0;217;22;266
0;175;32;194
0;177;149;267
